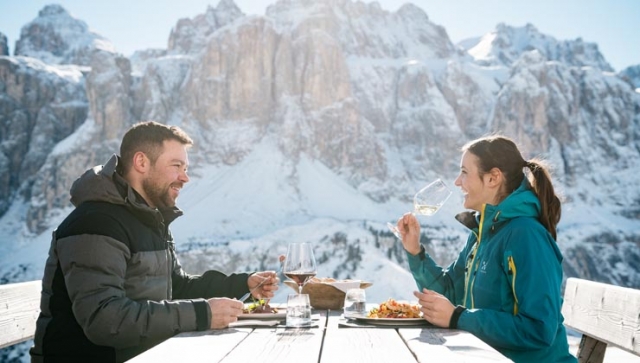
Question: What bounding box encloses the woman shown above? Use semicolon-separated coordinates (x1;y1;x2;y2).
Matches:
397;135;576;362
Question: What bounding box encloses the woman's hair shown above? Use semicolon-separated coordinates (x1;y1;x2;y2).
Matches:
120;121;193;173
462;135;561;239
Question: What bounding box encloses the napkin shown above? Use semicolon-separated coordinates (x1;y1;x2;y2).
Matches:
330;280;361;293
229;319;280;328
283;322;320;329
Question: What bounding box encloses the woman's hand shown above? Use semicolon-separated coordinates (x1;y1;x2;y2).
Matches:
413;288;455;328
398;212;421;255
247;271;279;299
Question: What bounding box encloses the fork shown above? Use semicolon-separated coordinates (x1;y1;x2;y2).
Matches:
240;259;285;304
239;277;269;302
261;259;284;308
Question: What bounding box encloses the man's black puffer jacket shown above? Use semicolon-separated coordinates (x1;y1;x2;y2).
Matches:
30;155;250;363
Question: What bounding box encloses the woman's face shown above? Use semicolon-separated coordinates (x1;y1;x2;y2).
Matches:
454;151;498;211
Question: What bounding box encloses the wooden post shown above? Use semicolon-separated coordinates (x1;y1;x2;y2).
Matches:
577;335;607;363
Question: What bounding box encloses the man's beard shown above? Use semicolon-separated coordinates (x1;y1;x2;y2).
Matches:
142;177;178;208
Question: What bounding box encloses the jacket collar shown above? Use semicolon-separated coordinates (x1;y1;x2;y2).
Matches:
454;178;540;233
71;154;184;227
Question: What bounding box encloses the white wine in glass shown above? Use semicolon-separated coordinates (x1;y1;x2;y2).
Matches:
283;242;317;294
387;178;452;239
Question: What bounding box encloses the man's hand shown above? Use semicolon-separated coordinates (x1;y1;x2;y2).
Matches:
247;271;279;299
398;213;421;255
413;288;455;328
207;298;243;329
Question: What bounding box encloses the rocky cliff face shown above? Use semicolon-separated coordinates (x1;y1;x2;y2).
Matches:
1;0;639;291
24;49;134;232
0;56;87;218
167;0;244;54
621;65;640;89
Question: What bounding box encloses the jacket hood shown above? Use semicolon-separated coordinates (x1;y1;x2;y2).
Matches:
69;154;184;225
489;177;541;222
455;177;539;229
70;154;127;207
456;177;563;262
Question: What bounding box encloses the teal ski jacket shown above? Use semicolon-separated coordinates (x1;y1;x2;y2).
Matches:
406;179;576;363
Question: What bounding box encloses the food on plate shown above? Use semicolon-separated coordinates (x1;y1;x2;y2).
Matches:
367;298;422;319
243;300;279;314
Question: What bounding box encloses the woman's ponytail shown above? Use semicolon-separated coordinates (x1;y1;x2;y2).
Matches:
526;159;561;239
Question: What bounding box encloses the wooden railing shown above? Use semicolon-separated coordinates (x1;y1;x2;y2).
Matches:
0;280;41;349
562;277;640;363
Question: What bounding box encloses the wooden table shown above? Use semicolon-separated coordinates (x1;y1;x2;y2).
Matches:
129;309;511;363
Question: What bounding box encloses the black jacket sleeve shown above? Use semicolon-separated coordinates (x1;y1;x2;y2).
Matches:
169;248;250;299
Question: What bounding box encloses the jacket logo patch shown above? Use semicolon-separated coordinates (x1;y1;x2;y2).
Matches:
480;260;488;274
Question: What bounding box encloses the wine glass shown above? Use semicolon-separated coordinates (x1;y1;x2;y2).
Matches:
283;242;317;294
387;178;452;239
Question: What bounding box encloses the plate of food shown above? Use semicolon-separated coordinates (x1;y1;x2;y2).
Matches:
353;298;429;326
353;317;429;326
239;300;285;319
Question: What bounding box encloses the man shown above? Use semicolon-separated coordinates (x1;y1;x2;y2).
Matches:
30;121;278;362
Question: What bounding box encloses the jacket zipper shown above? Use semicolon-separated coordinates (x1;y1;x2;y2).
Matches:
464;204;486;308
507;255;519;315
166;246;171;298
162;224;172;299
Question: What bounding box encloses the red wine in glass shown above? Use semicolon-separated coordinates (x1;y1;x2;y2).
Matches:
283;243;317;294
284;272;317;286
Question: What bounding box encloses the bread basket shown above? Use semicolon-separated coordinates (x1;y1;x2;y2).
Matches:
284;278;372;310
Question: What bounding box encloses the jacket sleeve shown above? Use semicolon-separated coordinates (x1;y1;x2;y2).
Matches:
170;247;250;300
56;233;209;349
405;236;474;304
457;220;564;350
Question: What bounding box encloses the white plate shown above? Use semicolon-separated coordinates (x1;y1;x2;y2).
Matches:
353;317;429;326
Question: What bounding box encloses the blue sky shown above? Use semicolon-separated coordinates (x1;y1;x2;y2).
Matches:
0;0;638;71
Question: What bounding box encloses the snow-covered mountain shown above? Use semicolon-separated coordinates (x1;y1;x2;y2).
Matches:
13;4;115;66
458;23;613;71
1;0;639;313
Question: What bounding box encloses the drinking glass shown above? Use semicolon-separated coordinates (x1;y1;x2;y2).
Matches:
387;178;452;239
286;293;312;327
283;243;317;294
343;288;367;318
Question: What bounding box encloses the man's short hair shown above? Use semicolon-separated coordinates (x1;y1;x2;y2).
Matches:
119;121;193;173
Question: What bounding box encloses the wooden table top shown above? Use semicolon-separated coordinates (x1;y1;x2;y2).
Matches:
128;309;511;363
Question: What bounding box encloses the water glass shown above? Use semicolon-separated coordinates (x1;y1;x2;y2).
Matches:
343;288;367;318
286;294;312;327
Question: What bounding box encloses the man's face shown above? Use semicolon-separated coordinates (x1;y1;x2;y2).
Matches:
142;139;190;208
